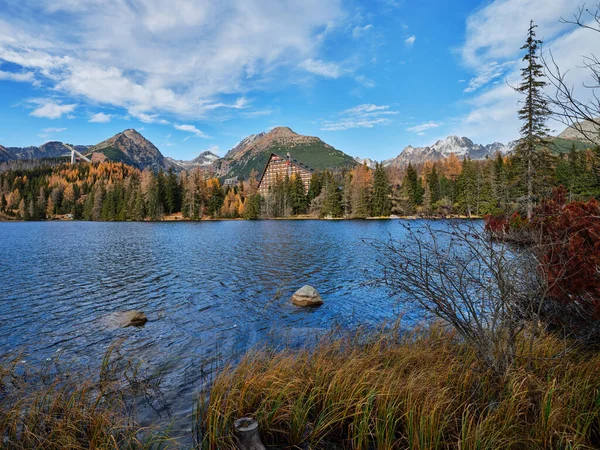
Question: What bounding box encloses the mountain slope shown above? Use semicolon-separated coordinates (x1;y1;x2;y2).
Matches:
0;144;10;163
384;136;516;168
5;142;92;161
558;119;600;143
89;129;174;171
216;126;356;179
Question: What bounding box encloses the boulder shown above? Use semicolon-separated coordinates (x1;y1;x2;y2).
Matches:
291;285;323;307
113;310;148;328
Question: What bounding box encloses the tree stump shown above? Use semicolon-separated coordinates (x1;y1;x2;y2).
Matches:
234;417;265;450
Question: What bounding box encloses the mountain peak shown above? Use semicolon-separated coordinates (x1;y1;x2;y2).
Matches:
383;135;516;168
215;126;355;179
267;126;297;137
92;129;165;171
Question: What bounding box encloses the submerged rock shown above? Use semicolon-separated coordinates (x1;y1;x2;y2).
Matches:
291;285;323;307
107;310;148;328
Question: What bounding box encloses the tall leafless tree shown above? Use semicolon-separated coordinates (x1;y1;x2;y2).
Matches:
544;4;600;145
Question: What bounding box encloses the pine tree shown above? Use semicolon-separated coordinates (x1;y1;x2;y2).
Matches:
289;174;308;215
457;158;477;217
403;163;423;212
371;163;392;217
307;172;323;202
164;168;181;214
515;20;551;218
425;165;441;206
321;170;342;217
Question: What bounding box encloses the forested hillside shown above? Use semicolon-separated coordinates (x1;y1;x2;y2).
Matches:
1;141;599;221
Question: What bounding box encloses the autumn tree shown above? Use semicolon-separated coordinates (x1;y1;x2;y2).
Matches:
349;164;373;218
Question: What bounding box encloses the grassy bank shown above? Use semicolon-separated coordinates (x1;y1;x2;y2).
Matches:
198;326;600;449
3;327;600;449
0;352;171;450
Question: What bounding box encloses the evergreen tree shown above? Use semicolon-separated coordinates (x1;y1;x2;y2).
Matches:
206;178;225;217
515;20;551;218
372;163;392;217
403;163;423;211
425;165;441;206
164;168;181;214
457;158;477;216
289;174;308;215
243;194;261;220
307;172;323;202
321;170;342;217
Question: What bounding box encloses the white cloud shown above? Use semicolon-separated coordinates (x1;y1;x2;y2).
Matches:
405;35;416;47
454;0;600;144
352;24;373;38
242;109;274;118
29;100;76;119
38;126;66;139
463;60;516;93
133;112;170;125
0;70;36;83
174;124;210;138
89;112;112;123
321;103;398;131
407;121;440;133
461;0;573;67
300;58;342;78
0;0;344;120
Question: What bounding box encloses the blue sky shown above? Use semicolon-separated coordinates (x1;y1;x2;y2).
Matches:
0;0;597;161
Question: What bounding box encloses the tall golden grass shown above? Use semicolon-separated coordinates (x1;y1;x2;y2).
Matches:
198;326;600;449
3;326;600;449
0;351;172;450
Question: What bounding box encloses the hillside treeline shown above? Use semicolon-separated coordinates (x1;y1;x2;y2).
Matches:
0;143;599;221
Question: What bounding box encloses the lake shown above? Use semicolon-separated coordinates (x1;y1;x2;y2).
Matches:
0;220;437;429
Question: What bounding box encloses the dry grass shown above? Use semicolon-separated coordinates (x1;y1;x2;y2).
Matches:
198;325;600;449
3;327;600;449
0;350;172;450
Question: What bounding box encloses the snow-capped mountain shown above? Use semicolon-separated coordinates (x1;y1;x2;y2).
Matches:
354;156;377;168
383;136;517;168
165;150;220;171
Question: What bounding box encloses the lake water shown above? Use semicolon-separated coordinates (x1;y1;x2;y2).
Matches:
0;220;438;430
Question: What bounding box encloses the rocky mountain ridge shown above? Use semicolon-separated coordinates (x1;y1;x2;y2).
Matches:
214;126;357;179
557;119;600;143
165;150;220;171
90;129;177;172
3;124;591;175
383;136;517;168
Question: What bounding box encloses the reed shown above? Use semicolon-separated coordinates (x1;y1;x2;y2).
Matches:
0;351;172;450
198;325;600;449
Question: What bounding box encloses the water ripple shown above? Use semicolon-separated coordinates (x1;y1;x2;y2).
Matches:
0;219;437;426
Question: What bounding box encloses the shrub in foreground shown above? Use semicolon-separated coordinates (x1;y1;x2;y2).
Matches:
198;326;600;449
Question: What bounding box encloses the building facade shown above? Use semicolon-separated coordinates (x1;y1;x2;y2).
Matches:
258;153;313;196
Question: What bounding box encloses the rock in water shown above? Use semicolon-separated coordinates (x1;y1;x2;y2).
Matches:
291;285;323;307
112;310;148;328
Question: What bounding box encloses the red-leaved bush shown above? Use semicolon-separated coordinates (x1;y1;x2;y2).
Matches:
486;186;600;320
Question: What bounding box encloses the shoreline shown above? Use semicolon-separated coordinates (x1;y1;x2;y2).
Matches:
0;214;483;223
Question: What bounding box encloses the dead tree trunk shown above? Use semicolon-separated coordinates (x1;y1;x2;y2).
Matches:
234;417;265;450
